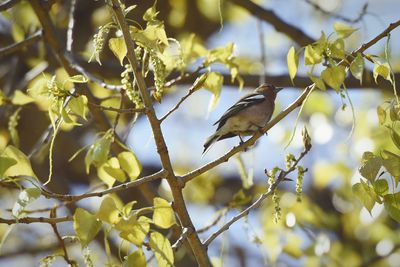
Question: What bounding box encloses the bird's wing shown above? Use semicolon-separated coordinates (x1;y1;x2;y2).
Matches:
213;93;265;130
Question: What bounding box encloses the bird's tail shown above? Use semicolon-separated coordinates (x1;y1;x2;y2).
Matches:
202;133;220;155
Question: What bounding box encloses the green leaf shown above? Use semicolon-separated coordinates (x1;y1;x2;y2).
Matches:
143;4;159;22
309;75;326;91
153;197;176;229
321;65;346;91
377;105;386;125
149;232;174;267
304;45;323;65
204;43;235;66
192;73;209;91
0;156;17;177
373;179;389;196
389;104;400;121
382;150;400;182
12;187;41;218
97;157;126;187
352;181;377;213
11;90;35;105
118;151;142;181
373;62;392;83
203;72;223;111
122;200;137;217
68;95;88;120
108;37;127;66
334;22;358;38
85;132;112;173
358;152;382;181
118;216;151;246
287;46;298;83
123;249;146;267
350;53;364;83
328;38;345;59
68;75;88;84
1;145;37;178
383;193;400;222
97;196;121;225
73;208;102;248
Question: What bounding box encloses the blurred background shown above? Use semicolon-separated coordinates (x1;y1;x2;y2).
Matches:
0;0;399;266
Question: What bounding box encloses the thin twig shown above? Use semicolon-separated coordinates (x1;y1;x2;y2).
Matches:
197;208;228;234
203;146;311;247
0;30;42;59
88;101;146;114
305;0;368;24
160;84;198;122
41;169;166;202
66;0;77;52
0;215;72;225
49;208;75;265
0;0;20;11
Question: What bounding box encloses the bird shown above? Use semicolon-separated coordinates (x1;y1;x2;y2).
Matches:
202;83;283;154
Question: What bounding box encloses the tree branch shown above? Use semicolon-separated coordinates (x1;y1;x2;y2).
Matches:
110;1;212;265
203;144;310;247
0;0;20;11
0;216;72;225
41;169;166;202
230;0;316;46
0;30;42;59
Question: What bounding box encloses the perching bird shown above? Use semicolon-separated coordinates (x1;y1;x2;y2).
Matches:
203;83;283;154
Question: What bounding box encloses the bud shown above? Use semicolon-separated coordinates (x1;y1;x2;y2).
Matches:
302;126;312;151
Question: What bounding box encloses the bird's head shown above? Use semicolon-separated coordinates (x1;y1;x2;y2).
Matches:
255;83;283;97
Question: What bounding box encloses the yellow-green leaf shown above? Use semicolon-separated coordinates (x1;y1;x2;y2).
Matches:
73;208;102;248
350;53;364;83
97;196;121;225
373;179;389;196
1;145;37;178
153;197;176;229
390;128;400;150
352;181;377;213
123;249;146;267
149;232;174;267
384;193;400;222
68;75;88;84
108;37;127;66
203;72;223;111
11;90;35;105
287;46;298;83
328;38;345;59
0;156;17;177
358;152;382;181
98;157;126;186
309;75;326;91
373;62;392;83
377;106;386;125
118;216;151;246
69;95;88;120
334;22;358;38
304;45;323;65
118;151;142;181
321;66;346;91
382;150;400;182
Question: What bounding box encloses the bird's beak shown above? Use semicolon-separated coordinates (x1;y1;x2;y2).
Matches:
275;87;283;93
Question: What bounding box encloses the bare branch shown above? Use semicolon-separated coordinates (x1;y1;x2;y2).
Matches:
305;0;368;24
230;0;315;46
203;145;311;247
49;209;75;265
0;216;72;225
110;1;212;265
0;0;20;11
0;30;42;59
41;169;166;202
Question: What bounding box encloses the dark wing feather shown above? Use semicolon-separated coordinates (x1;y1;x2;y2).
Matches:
214;93;265;130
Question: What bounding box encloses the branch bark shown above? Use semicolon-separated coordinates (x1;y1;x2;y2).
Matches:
110;1;212;266
0;30;42;59
230;0;316;46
